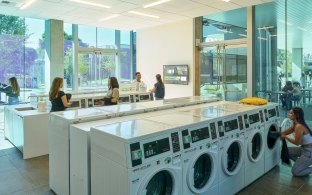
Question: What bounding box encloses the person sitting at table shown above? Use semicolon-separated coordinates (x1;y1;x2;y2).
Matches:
280;81;293;108
287;82;302;108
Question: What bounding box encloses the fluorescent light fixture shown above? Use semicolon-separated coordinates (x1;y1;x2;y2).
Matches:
128;11;159;19
257;26;274;30
69;0;110;9
223;0;230;2
20;0;36;10
99;14;120;21
279;20;292;26
258;36;267;41
297;26;308;32
144;0;171;8
270;34;277;37
238;34;247;37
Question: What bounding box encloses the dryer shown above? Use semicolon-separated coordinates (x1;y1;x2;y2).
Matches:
243;108;266;187
217;113;245;195
90;119;183;195
181;119;219;194
263;104;280;173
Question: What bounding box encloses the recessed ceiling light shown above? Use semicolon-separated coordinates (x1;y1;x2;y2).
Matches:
128;11;159;19
69;0;110;9
238;34;247;37
223;0;230;2
99;14;120;22
20;0;36;10
143;0;171;8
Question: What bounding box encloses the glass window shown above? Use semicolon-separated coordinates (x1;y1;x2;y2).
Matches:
120;30;131;81
0;16;46;103
78;25;96;48
97;28;115;48
64;23;73;90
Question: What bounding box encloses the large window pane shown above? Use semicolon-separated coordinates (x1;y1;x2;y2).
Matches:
120;30;131;81
97;28;115;48
78;25;96;48
64;23;73;90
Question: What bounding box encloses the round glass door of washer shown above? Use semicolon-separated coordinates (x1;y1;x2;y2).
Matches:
144;170;173;195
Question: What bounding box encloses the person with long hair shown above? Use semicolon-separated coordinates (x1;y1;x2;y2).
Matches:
280;107;312;176
49;77;71;112
103;77;119;106
150;74;165;100
0;77;20;105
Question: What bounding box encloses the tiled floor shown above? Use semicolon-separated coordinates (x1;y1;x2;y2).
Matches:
0;105;311;195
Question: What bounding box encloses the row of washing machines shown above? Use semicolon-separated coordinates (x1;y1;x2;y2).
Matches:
89;101;280;195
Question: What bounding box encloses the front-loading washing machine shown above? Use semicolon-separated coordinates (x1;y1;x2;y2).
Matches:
90;119;183;195
243;108;266;187
217;113;245;195
263;104;280;173
180;119;219;194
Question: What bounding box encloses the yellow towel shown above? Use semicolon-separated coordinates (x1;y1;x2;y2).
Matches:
239;97;268;105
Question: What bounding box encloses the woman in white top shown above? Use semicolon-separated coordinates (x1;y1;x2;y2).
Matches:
280;107;312;176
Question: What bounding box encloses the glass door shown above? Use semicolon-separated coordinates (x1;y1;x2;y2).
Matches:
78;50;116;90
200;39;247;101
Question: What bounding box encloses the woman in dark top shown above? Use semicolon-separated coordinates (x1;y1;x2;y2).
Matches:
0;77;20;105
150;74;165;100
49;77;71;112
103;77;119;106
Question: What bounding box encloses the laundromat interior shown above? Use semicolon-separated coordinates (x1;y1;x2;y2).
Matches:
0;0;312;194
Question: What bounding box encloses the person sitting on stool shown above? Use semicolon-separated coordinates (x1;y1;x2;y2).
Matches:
0;77;20;105
287;82;302;108
280;81;293;108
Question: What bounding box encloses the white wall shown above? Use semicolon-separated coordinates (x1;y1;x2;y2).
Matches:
137;19;194;99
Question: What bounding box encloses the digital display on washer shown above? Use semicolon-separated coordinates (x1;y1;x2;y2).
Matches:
224;119;238;132
71;100;80;108
244;114;249;128
190;127;209;143
238;116;244;130
143;138;170;159
119;96;130;103
171;132;180;153
209;123;217;140
275;106;279;117
217;121;224;137
182;129;190;149
249;113;260;124
81;99;86;108
268;108;276;118
264;109;268;121
259;110;264;123
88;98;93;107
139;94;150;101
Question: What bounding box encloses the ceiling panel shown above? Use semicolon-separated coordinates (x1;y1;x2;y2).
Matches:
0;0;271;30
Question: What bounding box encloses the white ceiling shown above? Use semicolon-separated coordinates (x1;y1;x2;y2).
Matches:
0;0;272;30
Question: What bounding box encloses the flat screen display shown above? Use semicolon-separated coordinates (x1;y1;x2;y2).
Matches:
268;108;276;118
163;65;189;85
143;138;170;159
249;113;260;124
224;119;238;132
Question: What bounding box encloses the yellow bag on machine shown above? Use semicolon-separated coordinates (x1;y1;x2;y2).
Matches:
239;97;268;105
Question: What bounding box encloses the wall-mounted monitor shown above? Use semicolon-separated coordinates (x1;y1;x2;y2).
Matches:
163;64;189;85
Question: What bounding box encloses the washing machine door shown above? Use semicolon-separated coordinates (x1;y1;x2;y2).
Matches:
248;131;264;162
222;139;244;175
267;123;279;149
187;151;217;194
139;168;179;195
